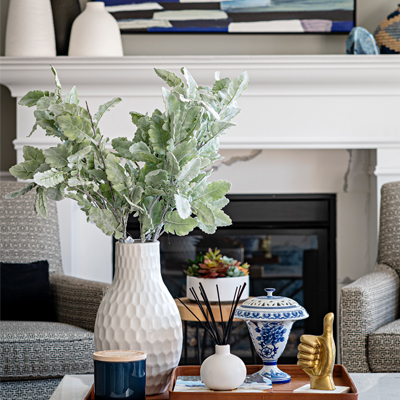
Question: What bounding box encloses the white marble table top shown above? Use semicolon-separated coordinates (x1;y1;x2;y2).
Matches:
50;373;400;399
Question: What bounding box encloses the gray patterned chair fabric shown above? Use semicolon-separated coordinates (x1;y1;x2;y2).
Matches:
0;181;109;399
340;181;400;373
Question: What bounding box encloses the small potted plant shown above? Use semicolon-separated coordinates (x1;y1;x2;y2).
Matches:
185;248;250;302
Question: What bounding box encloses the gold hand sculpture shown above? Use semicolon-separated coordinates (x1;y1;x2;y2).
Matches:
297;313;336;390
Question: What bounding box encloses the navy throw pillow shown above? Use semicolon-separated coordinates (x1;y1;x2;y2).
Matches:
0;260;56;321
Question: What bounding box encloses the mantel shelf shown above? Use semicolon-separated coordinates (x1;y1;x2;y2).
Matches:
2;55;400;151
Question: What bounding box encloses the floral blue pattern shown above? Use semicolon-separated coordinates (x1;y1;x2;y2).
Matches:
235;309;306;320
250;321;288;360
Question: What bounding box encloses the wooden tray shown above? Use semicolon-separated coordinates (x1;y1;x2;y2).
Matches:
84;385;168;399
84;365;357;399
168;365;358;399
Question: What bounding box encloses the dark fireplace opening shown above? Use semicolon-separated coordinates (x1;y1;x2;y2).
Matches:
117;194;337;365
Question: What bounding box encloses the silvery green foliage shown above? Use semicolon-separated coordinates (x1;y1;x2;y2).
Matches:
7;67;248;242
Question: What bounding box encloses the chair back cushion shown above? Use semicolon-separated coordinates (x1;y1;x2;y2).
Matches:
0;181;63;274
378;181;400;276
1;260;56;321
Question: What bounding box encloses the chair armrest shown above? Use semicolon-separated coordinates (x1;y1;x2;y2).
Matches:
49;274;110;332
340;264;400;372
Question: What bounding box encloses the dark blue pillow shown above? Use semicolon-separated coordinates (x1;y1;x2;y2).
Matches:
0;260;56;321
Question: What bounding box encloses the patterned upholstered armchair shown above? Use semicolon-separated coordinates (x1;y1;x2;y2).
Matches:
340;181;400;373
0;181;109;399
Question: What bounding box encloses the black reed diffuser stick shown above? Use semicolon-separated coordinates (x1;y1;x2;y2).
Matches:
177;282;247;346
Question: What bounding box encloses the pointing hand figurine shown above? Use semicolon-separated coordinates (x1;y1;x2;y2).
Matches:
297;313;336;390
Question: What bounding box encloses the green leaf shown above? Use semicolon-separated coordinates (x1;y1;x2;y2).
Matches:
145;169;168;188
36;96;58;110
213;78;230;92
105;153;129;193
197;221;216;235
222;71;249;108
57;114;95;143
174;194;191;219
148;113;173;155
220;107;241;122
195;180;231;202
67;146;92;165
172;138;197;163
28;122;38;137
34;112;63;139
154;68;182;88
51;66;62;97
166;151;180;176
131;185;144;205
123;195;144;212
211;207;232;227
23;146;45;164
9;160;41;180
181;106;202;138
5;183;36;199
164;210;197;236
212;196;229;209
88;169;107;181
46;184;65;201
18;90;45;107
210;121;235;137
89;208;120;237
34;168;65;188
64;86;79;105
181;67;197;97
193;201;215;225
112;137;134;159
34;187;48;219
94;97;122;125
129;141;158;163
44;144;69;168
130;111;145;126
176;157;201;182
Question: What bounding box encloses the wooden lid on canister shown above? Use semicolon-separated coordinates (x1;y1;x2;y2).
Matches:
93;350;147;362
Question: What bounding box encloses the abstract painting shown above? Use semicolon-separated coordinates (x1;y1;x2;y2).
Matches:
97;0;355;34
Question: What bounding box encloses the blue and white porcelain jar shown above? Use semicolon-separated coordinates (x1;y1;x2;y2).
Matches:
235;288;308;384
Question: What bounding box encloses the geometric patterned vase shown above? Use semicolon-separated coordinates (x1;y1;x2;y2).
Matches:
94;241;182;395
374;5;400;54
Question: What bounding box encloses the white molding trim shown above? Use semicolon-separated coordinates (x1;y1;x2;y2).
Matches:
1;55;400;97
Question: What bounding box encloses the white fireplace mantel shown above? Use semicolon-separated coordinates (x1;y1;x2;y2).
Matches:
1;55;400;151
1;55;400;283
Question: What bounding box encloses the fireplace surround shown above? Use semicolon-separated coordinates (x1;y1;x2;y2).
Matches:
1;55;400;293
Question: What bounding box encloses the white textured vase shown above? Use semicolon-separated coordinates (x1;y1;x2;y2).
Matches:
68;1;123;56
94;241;183;395
200;345;246;390
5;0;56;57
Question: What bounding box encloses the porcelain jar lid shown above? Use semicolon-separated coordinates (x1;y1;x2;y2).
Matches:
234;288;309;322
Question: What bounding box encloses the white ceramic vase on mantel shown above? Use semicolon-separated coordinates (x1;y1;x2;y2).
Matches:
5;0;56;57
68;1;123;56
94;241;182;395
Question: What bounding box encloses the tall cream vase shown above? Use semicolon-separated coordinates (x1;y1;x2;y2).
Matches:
94;241;182;395
5;0;56;57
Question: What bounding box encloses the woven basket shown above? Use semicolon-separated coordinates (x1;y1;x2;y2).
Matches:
374;5;400;54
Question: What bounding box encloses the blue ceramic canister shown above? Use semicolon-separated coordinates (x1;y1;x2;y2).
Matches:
93;350;146;400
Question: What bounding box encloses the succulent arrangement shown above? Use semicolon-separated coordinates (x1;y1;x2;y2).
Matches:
6;67;248;243
185;248;250;278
